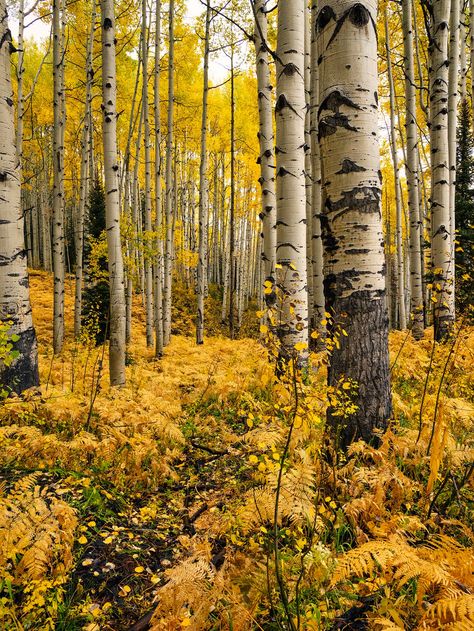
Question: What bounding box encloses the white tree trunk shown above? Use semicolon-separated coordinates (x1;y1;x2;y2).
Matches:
448;0;460;279
154;0;163;357
402;0;424;339
254;0;276;300
275;0;308;361
52;0;65;353
385;8;407;330
317;0;391;446
310;0;326;342
163;0;174;347
100;0;126;386
0;0;39;393
196;0;211;345
429;0;455;340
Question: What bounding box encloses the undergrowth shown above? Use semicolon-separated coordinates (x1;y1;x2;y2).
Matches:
0;271;473;630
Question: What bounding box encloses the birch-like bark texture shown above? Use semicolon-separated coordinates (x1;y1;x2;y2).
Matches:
304;1;314;326
429;0;455;340
52;0;65;353
196;0;211;345
275;0;308;359
471;0;474;130
74;0;96;338
0;0;39;392
310;0;326;341
254;0;276;298
448;0;460;272
163;0;174;347
141;0;154;348
385;9;407;330
154;0;163;357
100;0;126;386
317;0;391;446
459;6;467;102
402;0;424;339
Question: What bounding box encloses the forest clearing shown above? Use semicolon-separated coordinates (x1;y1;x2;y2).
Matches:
1;0;474;628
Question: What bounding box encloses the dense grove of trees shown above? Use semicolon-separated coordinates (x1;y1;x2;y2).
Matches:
1;0;473;442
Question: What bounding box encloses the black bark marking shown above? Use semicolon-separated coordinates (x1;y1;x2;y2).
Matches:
0;326;39;395
325;186;381;221
316;5;336;32
275;93;300;118
348;3;370;27
103;17;113;30
336;159;366;174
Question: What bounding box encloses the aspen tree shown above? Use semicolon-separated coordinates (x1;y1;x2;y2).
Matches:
229;41;236;339
275;0;309;360
196;0;211;345
100;0;126;385
317;0;391;446
74;0;96;338
428;0;455;340
154;0;163;357
142;0;154;348
310;0;326;341
163;0;175;347
385;9;407;330
0;0;39;393
253;0;276;298
402;0;424;339
448;0;460;271
52;0;65;353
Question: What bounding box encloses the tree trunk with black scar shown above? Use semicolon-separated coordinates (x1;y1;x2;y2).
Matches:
310;0;326;343
317;0;391;448
154;0;163;357
275;0;309;362
196;0;211;345
0;0;39;393
385;8;407;330
428;0;455;340
52;0;65;353
100;0;126;386
254;0;276;303
402;0;424;339
163;0;174;347
448;0;460;285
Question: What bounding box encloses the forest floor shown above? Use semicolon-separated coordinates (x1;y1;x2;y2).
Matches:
0;271;473;631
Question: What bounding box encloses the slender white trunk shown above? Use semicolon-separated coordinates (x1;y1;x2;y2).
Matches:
448;0;460;275
310;0;325;340
275;0;308;360
196;0;211;345
0;0;39;393
385;9;407;330
317;0;391;446
142;0;154;348
100;0;126;385
254;0;276;299
52;0;65;353
402;0;424;339
154;0;163;357
429;0;455;340
163;0;174;347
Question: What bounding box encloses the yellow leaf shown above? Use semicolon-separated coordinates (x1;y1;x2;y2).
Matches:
134;566;145;573
260;324;268;334
78;536;88;545
294;341;307;352
248;455;258;464
104;536;113;544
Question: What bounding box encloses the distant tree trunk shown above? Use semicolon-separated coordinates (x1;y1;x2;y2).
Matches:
142;0;154;348
304;1;314;328
0;0;39;393
385;9;407;330
275;0;308;361
254;0;276;301
74;0;96;338
317;0;391;447
310;0;325;341
402;0;424;339
154;0;163;357
459;4;467;102
52;0;65;353
196;0;211;345
428;0;455;340
100;0;126;385
163;0;174;347
229;44;236;339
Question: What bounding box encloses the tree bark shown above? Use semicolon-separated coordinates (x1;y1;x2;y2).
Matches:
100;0;126;386
275;0;309;362
196;0;211;345
402;0;424;339
448;0;460;282
428;0;455;340
154;0;163;357
317;0;391;447
0;0;39;393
